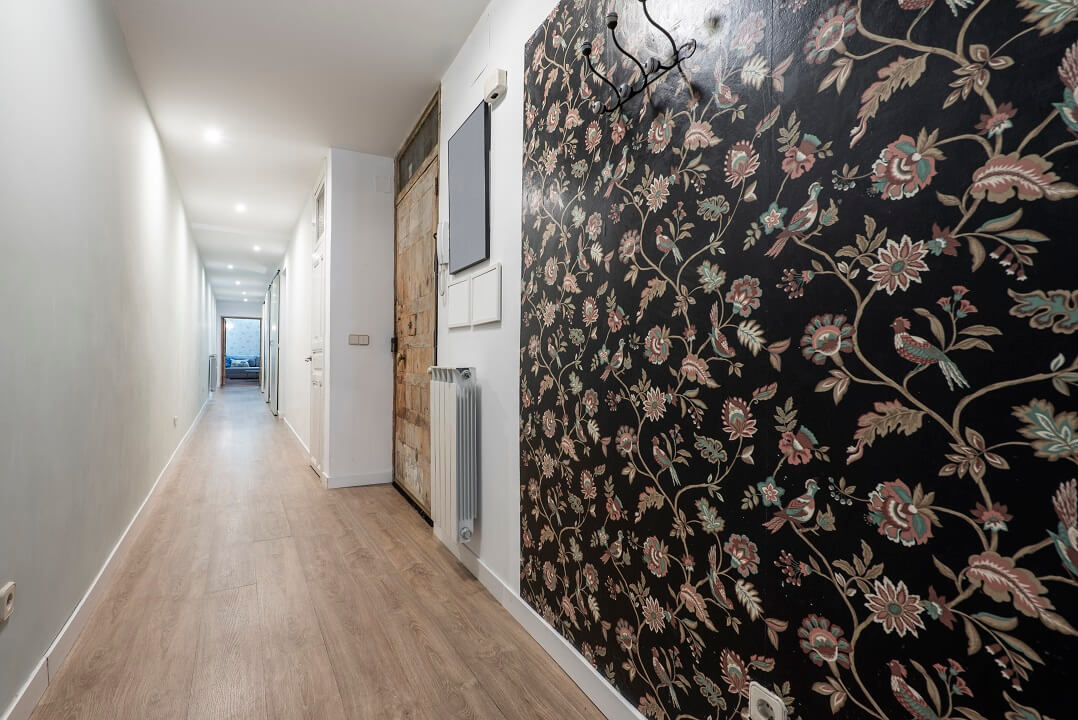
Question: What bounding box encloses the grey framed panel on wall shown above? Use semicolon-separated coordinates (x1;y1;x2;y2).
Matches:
447;101;490;274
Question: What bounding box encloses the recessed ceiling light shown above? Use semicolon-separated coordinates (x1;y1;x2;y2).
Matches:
242;291;247;296
243;298;249;302
235;203;247;214
235;281;241;286
203;127;223;145
253;245;261;252
227;264;234;270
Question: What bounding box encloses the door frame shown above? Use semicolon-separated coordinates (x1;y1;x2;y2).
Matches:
309;171;328;476
392;91;440;512
220;315;264;387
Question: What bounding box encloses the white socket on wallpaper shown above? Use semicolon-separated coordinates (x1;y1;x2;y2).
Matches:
0;581;14;623
747;682;787;720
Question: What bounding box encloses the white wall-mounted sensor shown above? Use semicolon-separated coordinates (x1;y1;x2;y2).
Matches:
484;68;508;105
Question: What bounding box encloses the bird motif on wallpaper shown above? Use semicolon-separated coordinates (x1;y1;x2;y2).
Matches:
763;479;819;533
1051;479;1078;576
652;436;680;486
709;303;735;358
655;226;682;263
601;339;626;381
765;181;822;258
891;317;969;390
889;660;941;720
651;648;682;710
601;146;630;198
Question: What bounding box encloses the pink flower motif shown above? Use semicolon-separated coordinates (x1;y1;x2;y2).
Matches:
725;141;760;187
681;354;712;385
647;111;674;154
782;138;819;178
584;121;602;153
545;104;561;133
864;577;926;637
871;135;938;199
804;2;857;64
726;275;762;317
779;427;817;465
615;426;638;458
685;121;720;151
798;615;851;667
724;534;760;577
722;398;757;440
644;326;671;364
868;236;930;295
868;479;936;546
643;536;669;577
581;297;599;326
720;649;749;695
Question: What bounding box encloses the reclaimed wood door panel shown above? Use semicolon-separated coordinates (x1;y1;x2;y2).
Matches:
393;154;438;514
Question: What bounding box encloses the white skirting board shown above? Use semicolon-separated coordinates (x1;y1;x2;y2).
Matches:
282;414;310;455
1;395;212;720
449;544;645;720
323;469;392;490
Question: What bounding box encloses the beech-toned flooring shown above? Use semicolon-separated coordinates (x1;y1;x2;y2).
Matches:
32;385;602;720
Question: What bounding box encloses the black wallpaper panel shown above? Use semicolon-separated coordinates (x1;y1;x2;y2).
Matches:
519;1;1078;718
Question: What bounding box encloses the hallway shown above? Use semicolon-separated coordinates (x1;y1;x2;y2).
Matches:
30;387;600;720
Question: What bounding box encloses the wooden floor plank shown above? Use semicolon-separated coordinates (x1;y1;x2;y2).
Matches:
187;585;266;720
30;386;603;720
254;538;346;720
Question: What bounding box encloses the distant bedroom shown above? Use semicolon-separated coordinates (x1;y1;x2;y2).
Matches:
222;317;261;386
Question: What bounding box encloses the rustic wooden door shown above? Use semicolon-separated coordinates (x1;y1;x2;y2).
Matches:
393;153;438;514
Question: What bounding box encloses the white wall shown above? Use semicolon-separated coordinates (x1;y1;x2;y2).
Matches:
0;0;213;714
323;148;395;486
280;192;317;452
437;5;643;717
438;0;558;593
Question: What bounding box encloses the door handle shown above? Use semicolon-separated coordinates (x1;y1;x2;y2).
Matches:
305;357;312;363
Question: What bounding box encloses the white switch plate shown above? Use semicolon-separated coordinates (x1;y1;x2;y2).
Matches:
748;682;787;720
0;581;15;623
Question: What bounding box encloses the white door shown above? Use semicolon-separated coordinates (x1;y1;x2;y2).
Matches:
310;243;326;475
268;272;281;415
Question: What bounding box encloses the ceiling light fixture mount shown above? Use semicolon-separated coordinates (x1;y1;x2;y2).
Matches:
235;203;247;214
203;127;224;145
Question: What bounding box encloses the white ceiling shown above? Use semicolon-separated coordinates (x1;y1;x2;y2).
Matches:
111;0;489;303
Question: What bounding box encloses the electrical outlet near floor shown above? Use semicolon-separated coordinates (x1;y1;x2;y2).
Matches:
0;581;15;623
748;682;787;720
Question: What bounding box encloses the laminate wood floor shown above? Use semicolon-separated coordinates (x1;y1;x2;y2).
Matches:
31;385;604;720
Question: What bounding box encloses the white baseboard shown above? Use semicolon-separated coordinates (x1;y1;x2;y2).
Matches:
1;395;211;720
281;415;309;455
323;469;392;490
448;544;643;720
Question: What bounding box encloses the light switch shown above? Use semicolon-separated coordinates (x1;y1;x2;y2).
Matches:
349;334;370;346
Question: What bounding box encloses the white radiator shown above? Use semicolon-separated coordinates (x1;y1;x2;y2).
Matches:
209;355;218;393
428;367;478;545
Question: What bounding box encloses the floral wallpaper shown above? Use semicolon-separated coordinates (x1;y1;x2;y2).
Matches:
225;318;261;359
519;1;1078;718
